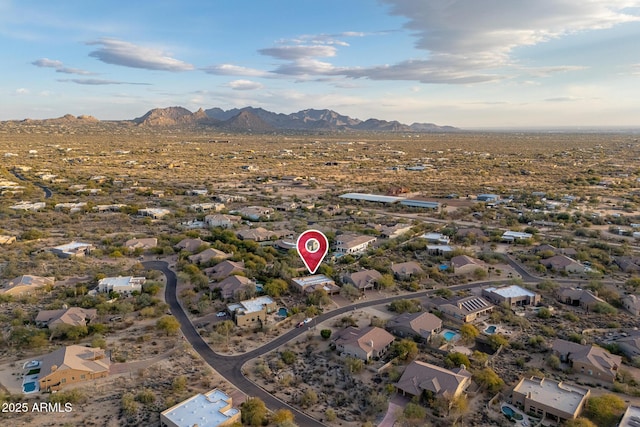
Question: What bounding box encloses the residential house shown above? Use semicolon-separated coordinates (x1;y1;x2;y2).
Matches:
477;194;500;202
451;255;487;275
205;214;242;229
426;244;454;256
482;285;541;308
124;237;158;250
214;194;246;204
138;208;171;219
236;227;279;242
160;389;241;427
430;295;495;324
212;275;254;300
54;202;87;213
274;201;299;212
98;276;145;295
616;331;640;359
38;345;110;392
623;294;640;316
556;287;605;311
619;405;640;427
189;202;225;212
291;275;340;295
391;261;423;280
455;227;486;243
386;312;442;342
175;237;207;253
396;361;471;399
35;307;97;328
615;256;640;274
551;339;621;383
332;326;395;361
380;224;413;239
188;248;232;265
510;377;590;424
342;269;382;292
0;275;55;296
233;206;272;221
206;260;245;281
227;296;276;327
9;201;46;211
48;241;94;258
502;231;532;242
541;255;585;273
185;189;209;196
421;232;450;245
334;234;377;255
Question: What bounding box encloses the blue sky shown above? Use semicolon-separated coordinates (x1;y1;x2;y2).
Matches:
2;0;640;128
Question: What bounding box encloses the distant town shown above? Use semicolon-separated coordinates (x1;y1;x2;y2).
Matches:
2;118;640;427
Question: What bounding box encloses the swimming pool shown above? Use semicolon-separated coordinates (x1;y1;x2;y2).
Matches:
502;406;523;420
485;325;497;334
443;331;457;341
23;381;38;393
277;307;288;317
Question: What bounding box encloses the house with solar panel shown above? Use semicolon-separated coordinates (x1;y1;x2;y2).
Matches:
429;295;495;324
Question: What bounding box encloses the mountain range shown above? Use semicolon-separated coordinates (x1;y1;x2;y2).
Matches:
15;106;459;133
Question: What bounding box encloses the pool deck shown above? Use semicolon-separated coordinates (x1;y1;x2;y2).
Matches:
501;402;532;427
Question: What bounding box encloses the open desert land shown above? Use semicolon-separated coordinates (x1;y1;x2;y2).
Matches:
3;122;640;426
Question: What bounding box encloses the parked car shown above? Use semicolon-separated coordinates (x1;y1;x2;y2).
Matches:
216;311;227;317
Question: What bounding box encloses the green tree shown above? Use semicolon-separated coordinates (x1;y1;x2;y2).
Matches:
320;329;332;340
392;339;419;361
445;352;471;369
459;323;479;343
378;273;395;289
388;299;421;313
345;356;364;374
156;315;180;336
404;402;426;420
473;368;504;393
271;409;295;425
281;350;296;365
488;333;509;350
263;278;289;297
585;394;626;427
565;418;597;427
215;320;235;346
241;397;268;426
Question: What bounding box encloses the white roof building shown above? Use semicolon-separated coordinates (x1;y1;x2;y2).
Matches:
502;230;533;241
160;389;240;427
98;276;145;295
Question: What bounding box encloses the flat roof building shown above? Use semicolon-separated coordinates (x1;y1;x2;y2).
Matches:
482;285;541;307
339;193;404;204
510;377;590;424
160;389;240;427
227;296;276;327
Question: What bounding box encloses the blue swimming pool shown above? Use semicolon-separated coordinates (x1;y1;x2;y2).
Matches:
278;307;288;317
23;381;37;393
502;406;523;420
443;331;457;341
485;325;497;334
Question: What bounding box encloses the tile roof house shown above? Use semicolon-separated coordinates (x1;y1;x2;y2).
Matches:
332;326;395;361
236;227;279;242
451;255;487;275
556;287;605;311
204;214;242;229
391;261;424;280
291;275;340;294
175;237;207;253
38;345;110;392
0;275;55;295
386;312;442;342
160;389;241;427
510;377;590;424
35;307;97;328
396;361;471;399
541;255;585;273
334;234;377;255
124;237;158;250
551;339;621;383
615;256;640;273
206;260;246;280
188;248;232;265
430;295;495;324
211;275;254;300
342;269;382;291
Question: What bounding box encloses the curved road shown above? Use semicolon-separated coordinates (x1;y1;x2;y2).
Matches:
143;260;499;426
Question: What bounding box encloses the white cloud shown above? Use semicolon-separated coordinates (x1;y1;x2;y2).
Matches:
58;78;151;85
32;58;93;75
259;45;337;60
227;80;264;91
86;38;194;71
202;64;269;77
15;88;29;94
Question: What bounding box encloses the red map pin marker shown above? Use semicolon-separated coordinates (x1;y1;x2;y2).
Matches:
297;230;329;274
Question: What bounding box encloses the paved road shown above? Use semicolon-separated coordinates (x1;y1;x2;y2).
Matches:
143;260;502;426
10;170;53;198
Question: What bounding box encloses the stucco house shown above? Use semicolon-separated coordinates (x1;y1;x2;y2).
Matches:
551;339;621;383
334;234;377;255
332;326;395;361
391;261;423;280
204;214;242;229
556;287;606;311
98;276;145;295
510;377;590;424
541;255;585;273
38;345;110;392
396;360;471;399
429;295;495;324
160;389;240;427
386;312;442;342
0;275;55;296
342;269;382;291
451;255;487;275
35;307;97;328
